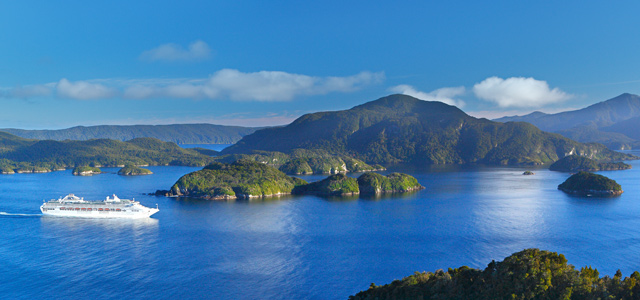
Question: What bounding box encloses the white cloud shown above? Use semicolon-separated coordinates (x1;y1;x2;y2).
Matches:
473;76;572;108
56;78;117;100
140;40;212;62
123;69;383;101
389;84;466;107
0;70;383;101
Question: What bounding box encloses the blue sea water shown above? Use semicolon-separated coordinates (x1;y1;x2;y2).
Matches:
2;148;640;299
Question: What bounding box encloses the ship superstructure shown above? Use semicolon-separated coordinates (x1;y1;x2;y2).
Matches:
40;194;159;219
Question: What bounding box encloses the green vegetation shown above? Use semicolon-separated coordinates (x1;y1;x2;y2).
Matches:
72;166;101;176
216;149;384;175
292;172;423;197
224;94;636;165
118;164;153;176
550;155;631;172
357;172;423;194
350;248;640;300
0;133;216;174
0;123;259;144
293;174;360;196
169;160;307;200
558;171;623;196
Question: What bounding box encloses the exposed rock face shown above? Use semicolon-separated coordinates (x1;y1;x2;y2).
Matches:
356;172;424;194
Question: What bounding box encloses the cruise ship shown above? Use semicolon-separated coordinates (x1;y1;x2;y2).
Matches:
40;194;159;219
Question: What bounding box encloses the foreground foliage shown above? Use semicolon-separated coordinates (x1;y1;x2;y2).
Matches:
350;248;640;300
550;155;631;172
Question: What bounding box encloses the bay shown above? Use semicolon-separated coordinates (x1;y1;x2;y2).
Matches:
1;148;640;299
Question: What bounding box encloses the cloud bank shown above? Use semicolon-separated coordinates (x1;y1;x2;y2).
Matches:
140;40;212;62
389;84;466;107
1;70;384;101
473;76;572;108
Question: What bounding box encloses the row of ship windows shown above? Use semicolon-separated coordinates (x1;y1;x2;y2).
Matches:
59;207;123;212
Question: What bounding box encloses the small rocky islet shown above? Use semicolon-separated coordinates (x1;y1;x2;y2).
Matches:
558;171;623;197
117;165;153;176
158;160;422;200
72;166;102;176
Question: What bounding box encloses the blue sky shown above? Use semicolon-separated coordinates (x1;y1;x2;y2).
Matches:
2;1;640;129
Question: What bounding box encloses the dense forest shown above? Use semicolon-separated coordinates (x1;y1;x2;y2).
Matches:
350;248;640;300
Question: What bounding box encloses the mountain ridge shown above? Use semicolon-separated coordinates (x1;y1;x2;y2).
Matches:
224;94;634;165
0;123;260;144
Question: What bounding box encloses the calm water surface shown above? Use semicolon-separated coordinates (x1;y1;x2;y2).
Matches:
2;148;640;299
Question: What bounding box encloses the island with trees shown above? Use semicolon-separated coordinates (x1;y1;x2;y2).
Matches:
72;166;102;176
118;165;153;176
164;161;422;200
549;155;631;172
558;171;623;196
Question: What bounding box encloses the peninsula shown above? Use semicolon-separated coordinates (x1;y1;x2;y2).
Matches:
549;155;631;172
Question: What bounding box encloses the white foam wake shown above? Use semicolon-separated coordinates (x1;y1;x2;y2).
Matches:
0;212;42;217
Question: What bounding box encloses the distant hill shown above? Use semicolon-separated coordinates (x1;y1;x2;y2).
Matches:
0;132;215;174
0;124;260;144
494;93;640;149
224;94;634;165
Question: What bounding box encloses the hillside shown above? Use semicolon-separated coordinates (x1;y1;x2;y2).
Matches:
223;94;635;165
0;132;215;173
0;123;259;144
494;93;640;149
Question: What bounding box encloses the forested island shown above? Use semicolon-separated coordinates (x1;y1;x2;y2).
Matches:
558;171;623;196
168;160;307;200
117;165;153;176
224;94;636;166
164;160;421;200
549;155;631;172
350;248;640;300
0;132;215;174
72;166;101;176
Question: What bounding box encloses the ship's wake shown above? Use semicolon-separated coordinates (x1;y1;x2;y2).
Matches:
0;212;42;217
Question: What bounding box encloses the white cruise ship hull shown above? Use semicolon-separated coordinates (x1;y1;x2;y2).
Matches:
40;194;159;219
40;207;159;219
